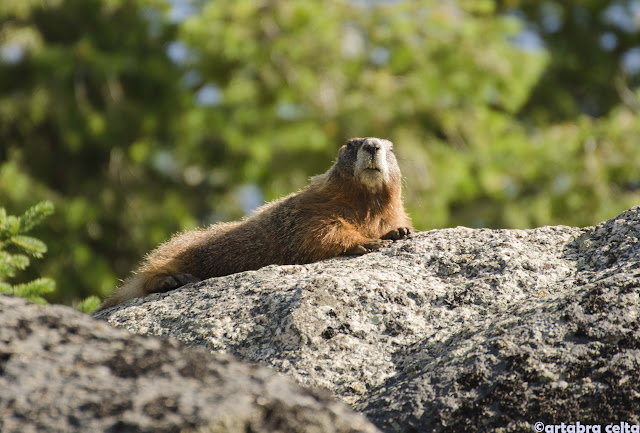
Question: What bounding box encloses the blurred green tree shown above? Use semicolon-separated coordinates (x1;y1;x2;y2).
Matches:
497;1;640;121
1;0;199;303
1;0;638;304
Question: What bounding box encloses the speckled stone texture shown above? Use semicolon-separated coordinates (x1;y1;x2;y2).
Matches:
0;295;380;433
97;206;640;432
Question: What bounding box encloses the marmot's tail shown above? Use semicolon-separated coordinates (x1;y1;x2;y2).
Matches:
95;273;147;312
95;240;191;312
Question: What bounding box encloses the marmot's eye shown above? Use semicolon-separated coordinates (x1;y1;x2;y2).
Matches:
347;139;362;149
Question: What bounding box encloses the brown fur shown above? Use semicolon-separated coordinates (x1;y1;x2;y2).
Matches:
97;137;412;311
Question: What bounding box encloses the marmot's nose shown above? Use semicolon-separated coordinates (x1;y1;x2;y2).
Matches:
362;139;381;155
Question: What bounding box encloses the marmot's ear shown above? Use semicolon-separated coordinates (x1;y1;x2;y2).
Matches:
337;144;348;158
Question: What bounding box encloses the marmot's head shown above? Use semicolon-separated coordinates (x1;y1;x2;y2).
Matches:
333;137;400;192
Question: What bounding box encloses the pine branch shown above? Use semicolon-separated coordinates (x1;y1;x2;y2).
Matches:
19;201;55;233
0;201;56;304
9;235;48;258
7;278;56;304
76;295;101;314
0;252;30;279
0;215;21;239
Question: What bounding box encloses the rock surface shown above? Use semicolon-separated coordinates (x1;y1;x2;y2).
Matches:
0;295;380;433
98;206;640;432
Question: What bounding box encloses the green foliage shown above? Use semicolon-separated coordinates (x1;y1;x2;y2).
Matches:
0;202;56;304
0;0;638;305
497;1;640;121
75;295;101;314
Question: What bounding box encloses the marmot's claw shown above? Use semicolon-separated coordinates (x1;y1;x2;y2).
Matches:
156;273;200;293
346;239;392;255
381;227;411;241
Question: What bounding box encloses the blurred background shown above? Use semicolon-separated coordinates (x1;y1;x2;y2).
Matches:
1;0;639;305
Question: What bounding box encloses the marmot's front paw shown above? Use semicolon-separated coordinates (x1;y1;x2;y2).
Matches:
156;273;201;293
381;227;411;241
345;239;392;255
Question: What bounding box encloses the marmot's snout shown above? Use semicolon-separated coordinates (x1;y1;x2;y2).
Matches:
362;138;382;155
355;138;391;191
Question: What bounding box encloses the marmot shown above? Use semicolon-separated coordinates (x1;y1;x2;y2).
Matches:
97;137;412;311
